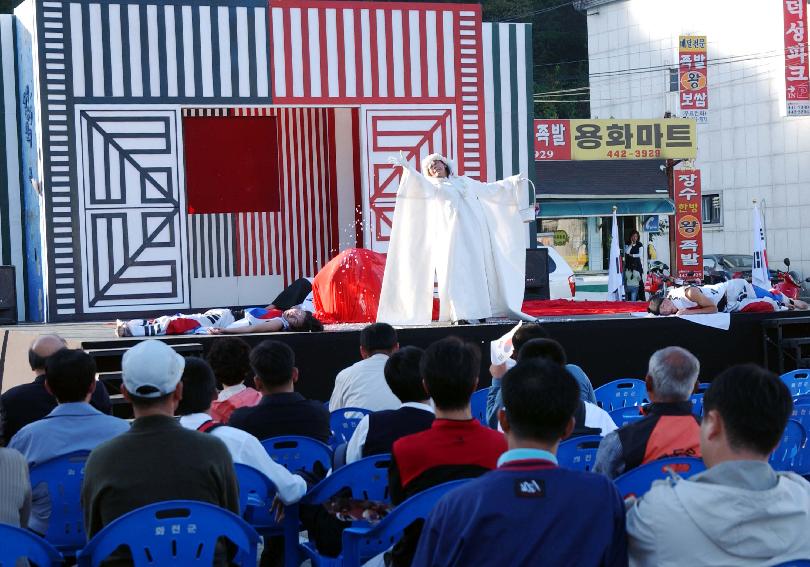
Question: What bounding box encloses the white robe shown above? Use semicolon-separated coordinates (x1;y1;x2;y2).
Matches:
377;161;535;325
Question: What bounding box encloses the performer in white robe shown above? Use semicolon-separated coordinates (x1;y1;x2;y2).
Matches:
377;153;536;325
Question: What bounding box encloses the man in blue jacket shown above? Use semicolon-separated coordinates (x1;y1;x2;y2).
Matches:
413;358;628;567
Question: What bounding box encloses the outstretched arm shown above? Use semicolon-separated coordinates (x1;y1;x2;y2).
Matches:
677;287;718;315
209;318;285;334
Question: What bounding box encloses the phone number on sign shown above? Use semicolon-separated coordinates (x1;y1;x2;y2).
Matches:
606;149;662;158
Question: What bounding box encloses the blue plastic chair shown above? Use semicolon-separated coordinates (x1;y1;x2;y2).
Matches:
234;464;300;567
614;457;706;498
557;435;602;472
594;379;648;411
76;500;259;567
770;419;806;472
28;450;90;554
0;524;63;566
329;407;372;448
608;405;645;427
772;561;810;566
690;393;704;417
781;370;810;398
470;388;489;424
261;435;333;473
301;479;470;567
696;382;710;393
303;453;392;506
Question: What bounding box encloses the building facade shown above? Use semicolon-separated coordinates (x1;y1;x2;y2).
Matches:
579;0;810;281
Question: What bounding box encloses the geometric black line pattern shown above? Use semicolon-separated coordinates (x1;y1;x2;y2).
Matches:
78;109;187;311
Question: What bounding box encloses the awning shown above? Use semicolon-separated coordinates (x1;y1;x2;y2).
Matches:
536;198;675;218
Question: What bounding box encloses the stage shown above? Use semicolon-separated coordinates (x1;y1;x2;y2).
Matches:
2;310;807;403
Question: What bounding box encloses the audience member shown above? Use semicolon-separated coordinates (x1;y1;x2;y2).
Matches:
515;339;616;437
81;340;239;562
627;364;810;566
344;347;434;464
486;324;596;427
206;337;262;422
389;337;507;566
229;340;331;443
329;323;400;412
594;346;700;478
9;349;130;535
177;357;307;504
413;359;628;566
1;335;111;440
0;447;30;528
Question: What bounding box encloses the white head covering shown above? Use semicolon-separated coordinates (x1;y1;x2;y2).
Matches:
420;153;456;178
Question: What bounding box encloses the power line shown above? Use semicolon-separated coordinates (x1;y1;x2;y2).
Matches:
499;1;574;23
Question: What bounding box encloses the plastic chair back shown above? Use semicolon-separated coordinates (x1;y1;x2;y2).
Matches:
0;524;63;566
781;370;810;398
470;388;488;424
696;382;710;393
771;561;810;567
304;453;392;506
594;379;648;411
76;500;259;567
770;419;806;472
608;406;645;427
329;407;372;447
340;479;470;567
690;393;704;417
260;435;333;473
614;457;706;498
28;450;90;553
234;464;300;567
557;435;602;472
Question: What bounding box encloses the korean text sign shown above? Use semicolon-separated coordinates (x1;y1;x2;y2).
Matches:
674;170;703;280
534;119;697;160
783;0;810;116
679;35;709;123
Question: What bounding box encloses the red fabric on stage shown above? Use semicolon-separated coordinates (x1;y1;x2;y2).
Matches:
313;248;387;323
739;301;776;313
521;299;648;316
165;318;201;335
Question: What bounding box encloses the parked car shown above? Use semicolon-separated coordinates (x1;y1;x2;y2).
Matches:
542;246;576;299
702;254;777;284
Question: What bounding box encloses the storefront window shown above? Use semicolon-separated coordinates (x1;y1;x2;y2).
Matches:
537;218;589;271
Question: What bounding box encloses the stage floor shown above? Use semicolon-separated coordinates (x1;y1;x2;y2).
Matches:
1;310;806;401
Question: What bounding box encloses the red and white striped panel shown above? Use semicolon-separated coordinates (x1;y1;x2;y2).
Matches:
455;9;486;180
362;106;455;252
270;1;466;103
185;106;339;286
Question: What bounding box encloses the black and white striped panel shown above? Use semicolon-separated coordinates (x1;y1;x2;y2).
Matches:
188;213;235;279
67;1;270;100
41;1;78;315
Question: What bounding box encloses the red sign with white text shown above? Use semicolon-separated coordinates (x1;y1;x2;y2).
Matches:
674;170;703;280
784;0;810;116
534;119;572;160
678;35;709;123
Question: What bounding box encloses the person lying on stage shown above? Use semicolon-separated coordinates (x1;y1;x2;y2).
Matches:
647;278;808;316
115;306;323;337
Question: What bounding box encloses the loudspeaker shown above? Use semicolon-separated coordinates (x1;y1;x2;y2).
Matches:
524;248;550;300
0;266;18;324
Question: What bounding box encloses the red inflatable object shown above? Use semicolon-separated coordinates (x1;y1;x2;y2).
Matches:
313;248;387;323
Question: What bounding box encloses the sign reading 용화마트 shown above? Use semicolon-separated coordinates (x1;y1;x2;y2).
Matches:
534;119;697;161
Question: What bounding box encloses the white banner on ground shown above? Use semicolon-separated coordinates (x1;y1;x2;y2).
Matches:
752;203;770;290
607;208;625;301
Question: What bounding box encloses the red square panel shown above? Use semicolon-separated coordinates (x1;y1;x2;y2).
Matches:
183;115;280;214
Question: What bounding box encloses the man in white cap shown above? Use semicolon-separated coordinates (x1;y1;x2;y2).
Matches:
81;340;239;562
378;152;535;325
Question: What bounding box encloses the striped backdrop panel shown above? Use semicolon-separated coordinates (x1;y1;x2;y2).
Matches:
0;15;25;320
482;22;534;183
186;106;338;286
67;1;270;100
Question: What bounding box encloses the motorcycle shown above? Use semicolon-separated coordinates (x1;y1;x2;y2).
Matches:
645;262;670;296
771;258;803;301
